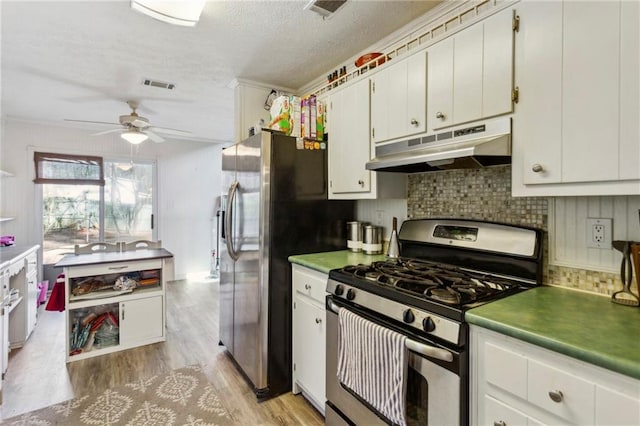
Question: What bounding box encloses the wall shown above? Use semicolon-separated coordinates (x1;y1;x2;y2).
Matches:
0;119;223;280
402;165;640;296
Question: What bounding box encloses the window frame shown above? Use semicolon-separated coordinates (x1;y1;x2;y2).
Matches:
33;151;105;186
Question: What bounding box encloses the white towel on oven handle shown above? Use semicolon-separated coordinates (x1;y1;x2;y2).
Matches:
337;307;408;426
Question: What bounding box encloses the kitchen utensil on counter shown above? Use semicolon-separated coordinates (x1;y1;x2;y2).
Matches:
632;243;640;296
347;221;363;253
362;225;383;255
387;217;400;258
611;240;640;306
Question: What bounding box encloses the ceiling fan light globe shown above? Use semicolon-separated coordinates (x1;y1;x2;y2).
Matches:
130;0;205;27
121;130;148;144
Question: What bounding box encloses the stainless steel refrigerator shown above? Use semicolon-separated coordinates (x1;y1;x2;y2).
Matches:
220;130;354;399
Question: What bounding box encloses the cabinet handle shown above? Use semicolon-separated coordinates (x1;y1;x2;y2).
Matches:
121;304;125;321
548;390;564;403
315;318;322;324
410;118;419;126
494;422;506;426
304;284;311;290
108;266;129;270
435;111;446;120
531;163;544;173
358;180;364;186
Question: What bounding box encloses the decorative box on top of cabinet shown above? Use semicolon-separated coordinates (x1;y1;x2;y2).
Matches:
292;264;327;414
61;255;169;362
327;78;406;200
512;0;640;196
470;325;640;426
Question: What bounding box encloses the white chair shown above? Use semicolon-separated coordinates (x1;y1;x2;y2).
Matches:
122;240;162;251
74;242;122;255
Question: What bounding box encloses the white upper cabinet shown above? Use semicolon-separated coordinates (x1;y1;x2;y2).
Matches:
370;51;427;143
328;79;407;200
328;79;372;196
427;6;514;133
513;0;640;196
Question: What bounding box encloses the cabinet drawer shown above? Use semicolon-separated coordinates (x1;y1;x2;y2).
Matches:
293;266;327;304
66;259;163;279
485;342;527;399
527;358;595;424
484;394;529;426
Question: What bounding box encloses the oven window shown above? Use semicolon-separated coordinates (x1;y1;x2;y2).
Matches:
407;364;428;425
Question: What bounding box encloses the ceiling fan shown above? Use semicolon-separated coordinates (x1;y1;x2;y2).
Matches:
65;100;192;144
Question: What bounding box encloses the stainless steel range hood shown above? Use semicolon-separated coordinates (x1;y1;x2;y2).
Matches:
366;117;511;173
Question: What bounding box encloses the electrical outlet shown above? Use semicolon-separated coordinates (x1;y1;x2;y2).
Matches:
586;218;613;249
374;210;385;226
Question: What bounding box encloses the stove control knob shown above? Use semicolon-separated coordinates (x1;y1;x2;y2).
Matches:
346;289;356;300
403;309;415;323
423;317;436;332
334;285;344;296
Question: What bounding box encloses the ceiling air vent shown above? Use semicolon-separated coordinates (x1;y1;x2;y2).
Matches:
142;79;175;90
304;0;347;18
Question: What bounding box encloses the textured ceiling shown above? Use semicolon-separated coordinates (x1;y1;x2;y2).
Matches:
1;1;440;144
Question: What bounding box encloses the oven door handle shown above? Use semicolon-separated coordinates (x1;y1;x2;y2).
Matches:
327;299;454;363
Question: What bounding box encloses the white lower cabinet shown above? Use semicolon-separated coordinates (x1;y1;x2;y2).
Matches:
119;296;164;345
292;264;327;414
471;325;640;426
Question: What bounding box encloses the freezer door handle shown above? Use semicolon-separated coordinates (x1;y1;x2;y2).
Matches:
225;181;240;261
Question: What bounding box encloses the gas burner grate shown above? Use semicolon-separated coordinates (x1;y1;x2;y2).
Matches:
339;258;519;306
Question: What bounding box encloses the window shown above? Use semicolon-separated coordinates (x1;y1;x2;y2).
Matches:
37;153;155;264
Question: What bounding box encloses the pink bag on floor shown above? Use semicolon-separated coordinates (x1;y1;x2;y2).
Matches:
38;281;48;306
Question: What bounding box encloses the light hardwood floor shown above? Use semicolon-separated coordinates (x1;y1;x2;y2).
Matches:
0;278;324;424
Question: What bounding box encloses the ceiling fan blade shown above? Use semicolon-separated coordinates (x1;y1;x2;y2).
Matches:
148;125;192;136
145;130;165;143
65;119;122;126
92;128;124;136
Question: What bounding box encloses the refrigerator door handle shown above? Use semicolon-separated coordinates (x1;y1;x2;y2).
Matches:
225;181;240;261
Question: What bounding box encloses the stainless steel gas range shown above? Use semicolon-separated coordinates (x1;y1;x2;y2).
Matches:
325;218;543;426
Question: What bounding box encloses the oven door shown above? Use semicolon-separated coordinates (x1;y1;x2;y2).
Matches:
326;296;463;426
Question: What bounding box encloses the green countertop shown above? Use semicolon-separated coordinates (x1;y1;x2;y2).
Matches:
466;286;640;380
288;250;388;274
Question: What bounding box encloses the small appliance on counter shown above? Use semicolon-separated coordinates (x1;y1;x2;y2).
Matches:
612;240;640;307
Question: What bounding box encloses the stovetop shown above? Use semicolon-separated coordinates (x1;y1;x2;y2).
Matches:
328;257;527;322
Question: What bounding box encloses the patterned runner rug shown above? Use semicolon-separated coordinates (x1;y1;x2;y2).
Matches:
3;365;235;425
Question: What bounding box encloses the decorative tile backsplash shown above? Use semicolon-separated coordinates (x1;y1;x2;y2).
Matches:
406;165;622;296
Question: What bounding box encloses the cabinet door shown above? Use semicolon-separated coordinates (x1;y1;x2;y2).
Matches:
453;23;483;125
483;7;514;119
26;270;38;337
370;66;391;143
562;1;620;183
619;0;640;181
293;296;326;406
406;52;427;136
120;296;164;345
371;52;427;143
328;79;371;195
596;385;640;425
427;37;454;131
516;0;563;185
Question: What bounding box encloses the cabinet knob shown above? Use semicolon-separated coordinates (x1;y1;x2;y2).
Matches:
435;111;446;120
548;390;564;403
315;318;322;324
304;284;311;290
358;180;364;186
531;163;544;173
410;118;419;126
494;422;506;426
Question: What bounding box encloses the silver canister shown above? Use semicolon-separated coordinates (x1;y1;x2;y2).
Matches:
347;221;363;252
362;225;383;255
